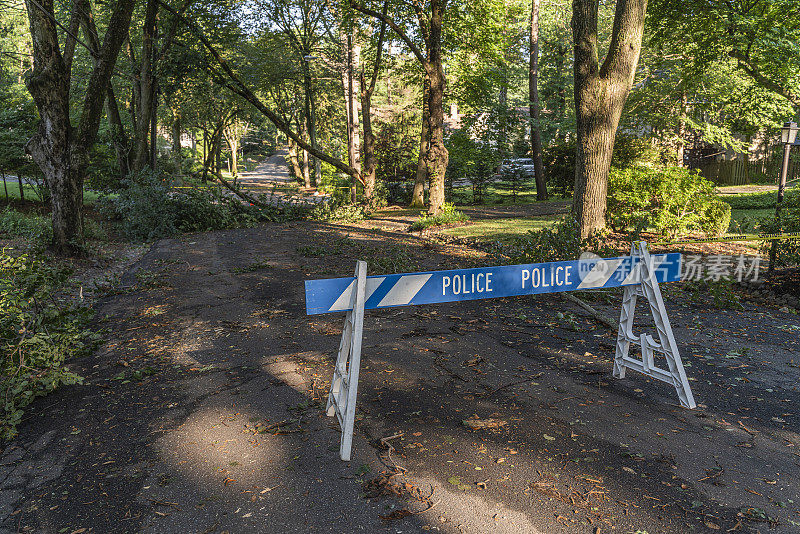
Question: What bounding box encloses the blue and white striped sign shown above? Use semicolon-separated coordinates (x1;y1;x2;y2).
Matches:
304;253;681;315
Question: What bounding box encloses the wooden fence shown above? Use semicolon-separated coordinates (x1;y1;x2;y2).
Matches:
690;149;800;186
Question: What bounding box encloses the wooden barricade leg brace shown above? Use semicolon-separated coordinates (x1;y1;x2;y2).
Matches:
326;261;367;461
613;242;696;408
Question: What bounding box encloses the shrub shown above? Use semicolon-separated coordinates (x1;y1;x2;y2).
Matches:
758;189;800;267
308;200;369;222
99;169;177;241
1;253;97;440
542;141;575;197
490;217;614;265
409;203;468;231
543;135;670;198
607;166;730;237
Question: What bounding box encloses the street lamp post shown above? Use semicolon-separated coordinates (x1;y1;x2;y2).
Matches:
769;121;798;270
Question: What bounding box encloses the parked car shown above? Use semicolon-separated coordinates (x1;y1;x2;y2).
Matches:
496;158;535;177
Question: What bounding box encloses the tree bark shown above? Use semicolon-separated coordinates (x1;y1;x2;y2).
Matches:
24;0;135;254
172;113;182;173
676;92;687;166
344;30;361;202
201;128;208;182
302;56;319;187
78;0;130;179
287;138;303;181
423;0;448;215
529;0;548;201
411;77;430;208
572;0;647;238
18;174;25;203
351;0;449;213
150;81;158;169
132;0;158;172
359;12;387;204
299;119;311;188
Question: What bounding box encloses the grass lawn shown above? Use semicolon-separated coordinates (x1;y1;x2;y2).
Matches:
1;180;108;205
450;184;567;205
439;216;556;241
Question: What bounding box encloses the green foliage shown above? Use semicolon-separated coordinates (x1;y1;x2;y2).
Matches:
541;141;575;197
542;135;669;198
100;169;178;241
374;117;419;186
445;129;499;204
611;134;668;170
409;203;468;231
720;190;777;210
100;168;284;241
607;166;731;237
0;208;52;243
758;189;800;267
685;279;744;310
1;253;96;440
170;187;264;232
490;217;614;264
308;197;369;222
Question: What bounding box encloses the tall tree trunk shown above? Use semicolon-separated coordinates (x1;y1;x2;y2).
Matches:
676;92;687;167
201;128;208;182
299;119;311;188
425;61;448;214
302;57;319;187
359;13;387;204
529;0;548;201
572;0;647;238
132;0;158;171
106;87;130;178
213;126;222;177
18;174;26;203
424;0;448;215
227;137;239;175
150;81;158;169
24;0;135;253
287;138;303;182
344;30;361;202
411;77;430;208
172;113;182;173
78;0;130;179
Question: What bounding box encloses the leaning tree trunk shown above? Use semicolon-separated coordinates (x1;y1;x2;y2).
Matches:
572;0;647;238
529;0;548;201
411;77;430;208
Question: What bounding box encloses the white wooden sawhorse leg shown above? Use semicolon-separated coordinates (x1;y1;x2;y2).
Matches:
613;242;696;409
326;261;367;461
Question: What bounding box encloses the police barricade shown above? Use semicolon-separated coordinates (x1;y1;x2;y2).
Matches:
305;241;695;461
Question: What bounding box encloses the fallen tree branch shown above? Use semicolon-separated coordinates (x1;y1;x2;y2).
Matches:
156;0;364;185
561;293;618;330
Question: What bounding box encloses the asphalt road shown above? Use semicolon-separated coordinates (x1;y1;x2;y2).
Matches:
1;221;799;533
